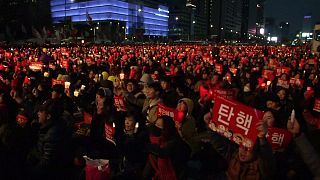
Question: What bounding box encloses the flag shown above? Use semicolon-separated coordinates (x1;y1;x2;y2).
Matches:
86;10;93;25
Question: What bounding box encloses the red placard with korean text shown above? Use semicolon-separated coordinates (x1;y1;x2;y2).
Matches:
212;88;236;101
215;64;223;74
29;62;43;71
210;97;264;150
114;95;127;112
277;79;289;89
104;123;115;145
51;79;65;87
62;60;69;69
313;99;320;112
275;67;290;76
266;128;293;150
157;104;184;128
262;70;274;81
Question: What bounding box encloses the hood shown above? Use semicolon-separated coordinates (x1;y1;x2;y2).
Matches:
140;74;154;85
179;98;194;115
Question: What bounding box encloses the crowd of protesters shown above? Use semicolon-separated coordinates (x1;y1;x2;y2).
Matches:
0;44;319;180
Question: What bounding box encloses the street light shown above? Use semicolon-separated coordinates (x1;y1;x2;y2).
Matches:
192;21;195;24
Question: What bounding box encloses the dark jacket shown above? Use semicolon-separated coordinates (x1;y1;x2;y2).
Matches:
161;88;179;108
31;120;72;179
207;131;275;180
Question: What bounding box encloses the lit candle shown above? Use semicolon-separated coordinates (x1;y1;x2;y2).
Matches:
267;81;271;86
113;123;116;128
81;85;86;90
134;122;139;133
44;72;49;77
64;81;71;89
120;72;125;80
73;90;79;97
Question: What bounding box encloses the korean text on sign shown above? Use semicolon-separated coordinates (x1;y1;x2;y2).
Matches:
211;97;264;150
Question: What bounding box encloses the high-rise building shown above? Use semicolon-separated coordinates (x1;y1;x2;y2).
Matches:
265;17;276;36
208;0;242;42
0;0;51;40
50;0;169;41
302;14;313;33
278;21;290;42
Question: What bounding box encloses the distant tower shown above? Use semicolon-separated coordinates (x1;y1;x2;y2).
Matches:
302;14;313;33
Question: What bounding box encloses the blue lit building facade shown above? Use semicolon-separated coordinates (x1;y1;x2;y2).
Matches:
50;0;169;36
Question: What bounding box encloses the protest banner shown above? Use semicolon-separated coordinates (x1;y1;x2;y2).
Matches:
209;97;264;150
51;78;65;87
266;128;293;150
114;95;127;112
157;104;184;128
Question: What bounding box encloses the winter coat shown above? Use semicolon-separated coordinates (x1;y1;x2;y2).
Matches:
161;88;179;108
142;98;162;125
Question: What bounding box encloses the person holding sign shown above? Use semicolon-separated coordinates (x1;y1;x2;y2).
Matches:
202;112;275;180
287;116;320;180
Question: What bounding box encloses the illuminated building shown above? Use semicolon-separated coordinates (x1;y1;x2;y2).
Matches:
50;0;169;36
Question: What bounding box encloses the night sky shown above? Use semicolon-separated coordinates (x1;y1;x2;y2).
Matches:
265;0;320;36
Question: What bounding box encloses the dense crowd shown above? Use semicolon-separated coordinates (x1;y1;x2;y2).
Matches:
0;44;319;180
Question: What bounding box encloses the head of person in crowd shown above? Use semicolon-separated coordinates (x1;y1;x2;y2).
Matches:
146;82;162;100
95;87;113;114
211;73;221;86
160;76;172;92
265;93;281;111
177;98;194;117
16;108;29;127
151;115;179;141
140;73;154;95
124;112;140;135
37;100;63;125
126;79;139;93
51;84;65;100
262;111;275;127
276;88;288;101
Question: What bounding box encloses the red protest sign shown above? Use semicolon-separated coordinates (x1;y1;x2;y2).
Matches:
29;62;43;71
313;99;320;112
277;79;289;89
157;104;184;128
289;78;304;87
229;68;238;75
266;128;293;150
52;79;65;87
210;97;264;150
62;60;69;69
212;88;236;101
83;112;93;124
215;64;223;74
275;67;290;76
114;95;127;112
104;123;116;145
262;70;274;81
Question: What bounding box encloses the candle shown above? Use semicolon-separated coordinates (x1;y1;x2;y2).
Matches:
290;109;295;123
73;90;79;97
81;85;86;90
113;123;116;128
64;82;71;89
134;122;139;133
120;72;125;80
267;81;271;86
44;72;49;77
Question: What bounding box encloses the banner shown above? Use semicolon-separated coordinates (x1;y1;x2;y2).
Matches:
262;70;274;81
114;95;126;112
52;78;65;87
277;79;289;89
266;128;293;150
215;64;223;74
313;99;320;112
104;123;116;145
62;60;69;69
212;88;236;100
209;97;264;150
29;62;43;71
275;67;290;76
157;103;184;128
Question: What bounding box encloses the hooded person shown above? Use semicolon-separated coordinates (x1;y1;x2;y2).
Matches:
176;98;200;156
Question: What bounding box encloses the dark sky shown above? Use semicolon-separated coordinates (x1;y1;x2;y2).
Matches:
265;0;320;35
